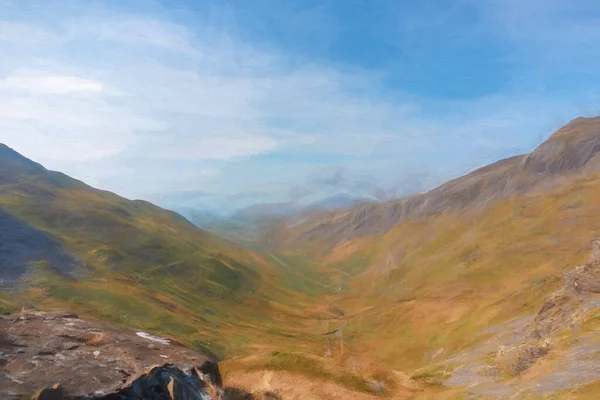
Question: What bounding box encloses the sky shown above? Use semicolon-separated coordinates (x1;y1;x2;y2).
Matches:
2;0;600;215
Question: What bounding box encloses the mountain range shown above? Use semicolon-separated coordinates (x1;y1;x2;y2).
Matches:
5;117;600;398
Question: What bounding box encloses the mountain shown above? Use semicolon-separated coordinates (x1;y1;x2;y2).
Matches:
186;194;373;247
231;194;372;223
233;116;600;397
185;209;261;245
0;144;418;397
262;117;600;250
8;116;600;399
0;144;327;361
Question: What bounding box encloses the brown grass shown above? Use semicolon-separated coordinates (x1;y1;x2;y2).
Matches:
224;370;413;400
297;173;600;371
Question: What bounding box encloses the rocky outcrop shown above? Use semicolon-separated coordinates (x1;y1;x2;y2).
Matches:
499;239;600;376
32;363;222;400
0;311;222;399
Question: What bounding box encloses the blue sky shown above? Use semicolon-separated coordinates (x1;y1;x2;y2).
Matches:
2;0;600;214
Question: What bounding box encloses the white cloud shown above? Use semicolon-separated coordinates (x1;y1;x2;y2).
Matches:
1;2;598;211
0;93;151;162
0;72;103;94
0;11;421;177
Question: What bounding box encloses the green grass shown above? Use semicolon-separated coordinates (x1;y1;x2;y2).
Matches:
0;291;18;314
0;165;329;361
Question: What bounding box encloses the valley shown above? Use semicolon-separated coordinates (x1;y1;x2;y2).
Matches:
5;117;600;398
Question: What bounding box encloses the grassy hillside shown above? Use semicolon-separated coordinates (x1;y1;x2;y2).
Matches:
0;144;331;360
234;118;600;397
222;170;600;398
270;171;600;369
7;113;600;398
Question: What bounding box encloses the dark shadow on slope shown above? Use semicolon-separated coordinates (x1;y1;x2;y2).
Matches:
0;208;78;285
224;387;281;400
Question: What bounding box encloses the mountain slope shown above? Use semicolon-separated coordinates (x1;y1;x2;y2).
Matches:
263;117;600;251
0;209;77;286
8;116;600;398
231;116;600;398
0;144;328;360
0;144;422;398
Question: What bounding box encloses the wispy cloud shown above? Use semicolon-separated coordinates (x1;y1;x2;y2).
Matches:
65;16;200;55
155;134;279;161
1;1;599;212
0;71;103;94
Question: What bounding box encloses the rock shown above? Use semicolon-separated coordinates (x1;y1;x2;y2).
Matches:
591;239;600;265
565;263;600;294
497;240;600;377
136;332;171;345
508;344;550;376
30;363;223;399
61;343;80;351
32;384;65;400
0;311;221;399
51;314;79;320
97;363;223;399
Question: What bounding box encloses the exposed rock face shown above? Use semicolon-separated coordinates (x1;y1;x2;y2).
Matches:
31;363;222;400
500;240;600;376
0;311;222;399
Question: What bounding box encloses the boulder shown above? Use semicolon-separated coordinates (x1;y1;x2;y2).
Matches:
0;311;222;399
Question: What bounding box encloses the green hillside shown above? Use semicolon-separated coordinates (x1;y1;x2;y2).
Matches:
0;144;330;360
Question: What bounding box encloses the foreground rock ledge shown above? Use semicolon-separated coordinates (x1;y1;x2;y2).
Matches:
0;311;222;399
